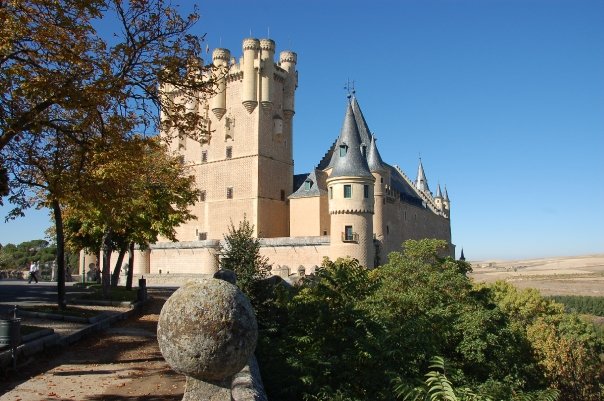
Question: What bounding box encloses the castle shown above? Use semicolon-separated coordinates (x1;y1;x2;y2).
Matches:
80;38;453;279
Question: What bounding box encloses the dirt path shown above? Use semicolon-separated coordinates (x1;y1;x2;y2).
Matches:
0;289;185;401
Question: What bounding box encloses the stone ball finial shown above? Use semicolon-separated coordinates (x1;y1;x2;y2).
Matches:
157;279;258;382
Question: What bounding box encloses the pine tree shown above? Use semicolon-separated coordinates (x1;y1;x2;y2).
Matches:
221;218;271;296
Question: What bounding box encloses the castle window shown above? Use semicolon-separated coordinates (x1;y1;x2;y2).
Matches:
364;185;369;198
344;184;352;198
226;146;232;159
199;190;206;202
198;232;207;240
381;177;383;183
329;187;333;199
342;225;357;242
339;144;348;157
361;145;366;157
386;225;389;234
280;189;285;201
201;151;208;163
226;187;233;199
323;230;327;236
304;180;311;190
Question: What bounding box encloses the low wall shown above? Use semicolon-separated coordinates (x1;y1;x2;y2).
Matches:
259;236;330;277
81;236;331;282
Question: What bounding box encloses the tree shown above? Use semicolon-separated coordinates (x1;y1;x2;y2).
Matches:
220;218;271;296
1;0;215;306
63;136;200;295
487;282;604;401
0;0;211;154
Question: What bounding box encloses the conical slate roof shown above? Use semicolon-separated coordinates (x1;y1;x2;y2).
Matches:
444;186;450;201
435;184;443;198
367;135;386;173
327;95;372;170
415;159;430;192
329;101;373;179
350;95;372;147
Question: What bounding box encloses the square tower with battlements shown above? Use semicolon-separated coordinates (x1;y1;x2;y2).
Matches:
163;38;298;241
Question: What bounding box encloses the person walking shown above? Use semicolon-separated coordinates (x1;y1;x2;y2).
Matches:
28;261;39;284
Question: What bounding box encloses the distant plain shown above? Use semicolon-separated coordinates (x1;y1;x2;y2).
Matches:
469;254;604;297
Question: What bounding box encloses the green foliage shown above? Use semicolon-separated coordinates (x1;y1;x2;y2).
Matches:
220;218;270;296
257;257;383;401
256;239;604;401
548;295;604;317
0;239;55;270
486;282;604;401
394;357;560;401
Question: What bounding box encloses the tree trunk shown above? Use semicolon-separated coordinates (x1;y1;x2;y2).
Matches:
101;230;113;299
111;245;127;287
51;199;67;309
126;242;135;291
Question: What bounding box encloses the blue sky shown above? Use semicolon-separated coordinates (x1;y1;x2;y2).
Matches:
1;0;603;260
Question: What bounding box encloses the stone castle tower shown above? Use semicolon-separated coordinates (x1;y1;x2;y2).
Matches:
166;38;298;241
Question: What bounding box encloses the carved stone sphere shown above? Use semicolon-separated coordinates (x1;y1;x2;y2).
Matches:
157;279;258;382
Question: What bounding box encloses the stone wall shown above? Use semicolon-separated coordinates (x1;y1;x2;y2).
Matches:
259;236;330;277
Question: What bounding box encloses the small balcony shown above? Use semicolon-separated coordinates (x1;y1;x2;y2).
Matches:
341;232;359;243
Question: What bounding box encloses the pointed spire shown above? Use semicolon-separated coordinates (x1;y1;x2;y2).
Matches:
350;95;372;146
435;183;443;198
415;158;430;192
330;100;372;179
443;186;450;201
367;135;386;173
460;248;466;261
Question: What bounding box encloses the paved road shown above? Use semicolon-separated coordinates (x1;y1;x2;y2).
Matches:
0;280;91;316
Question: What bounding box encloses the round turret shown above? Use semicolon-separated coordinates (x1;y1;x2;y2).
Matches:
434;184;444;212
259;39;275;112
442;186;450;218
211;48;230;120
279;51;297;119
241;38;260;113
367;136;387;243
327;101;375;268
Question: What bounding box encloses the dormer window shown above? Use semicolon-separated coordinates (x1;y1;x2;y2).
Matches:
361;145;367;157
304;180;312;190
339;144;348;157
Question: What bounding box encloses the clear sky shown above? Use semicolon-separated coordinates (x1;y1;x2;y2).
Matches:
1;0;603;260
